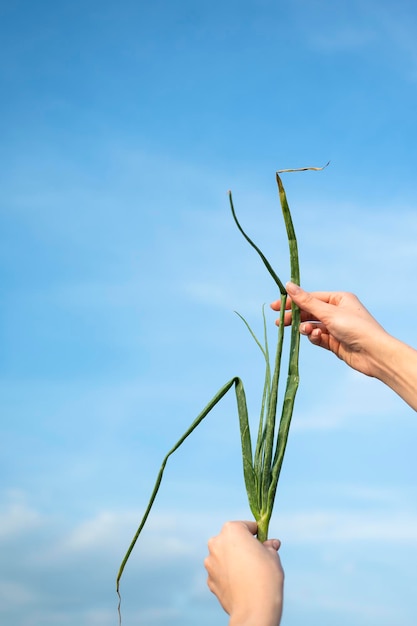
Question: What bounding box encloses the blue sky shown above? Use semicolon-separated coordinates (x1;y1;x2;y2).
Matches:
1;0;417;624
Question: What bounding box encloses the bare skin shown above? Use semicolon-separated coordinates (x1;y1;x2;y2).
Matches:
204;521;284;626
271;281;417;411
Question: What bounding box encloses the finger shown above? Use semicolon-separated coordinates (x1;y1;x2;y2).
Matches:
307;327;331;351
240;520;258;536
271;293;326;324
286;282;336;322
270;298;292;312
263;538;281;552
275;310;295;327
273;286;340;310
299;321;326;335
297;322;333;351
276;311;323;327
286;282;342;304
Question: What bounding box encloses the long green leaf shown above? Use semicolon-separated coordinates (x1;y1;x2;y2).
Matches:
228;191;286;295
116;376;255;595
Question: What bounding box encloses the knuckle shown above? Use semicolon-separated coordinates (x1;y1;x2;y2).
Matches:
207;536;216;550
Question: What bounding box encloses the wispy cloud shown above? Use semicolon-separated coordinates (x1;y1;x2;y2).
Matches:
0;489;44;538
280;509;417;543
292;369;405;431
2;488;416;625
305;0;417;82
311;27;376;52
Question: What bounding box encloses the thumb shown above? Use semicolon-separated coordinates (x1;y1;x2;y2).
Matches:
263;538;281;552
286;282;330;322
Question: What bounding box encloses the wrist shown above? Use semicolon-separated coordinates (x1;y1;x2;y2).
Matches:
229;601;282;626
370;333;417;411
370;332;410;382
366;330;398;380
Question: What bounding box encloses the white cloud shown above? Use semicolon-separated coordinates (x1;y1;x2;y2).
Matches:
51;509;201;564
298;0;417;83
292;367;406;431
287;577;399;623
279;508;417;543
323;482;409;505
0;581;37;608
0;490;43;539
1;488;416;626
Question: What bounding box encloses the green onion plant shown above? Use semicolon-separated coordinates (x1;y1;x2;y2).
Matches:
116;165;327;608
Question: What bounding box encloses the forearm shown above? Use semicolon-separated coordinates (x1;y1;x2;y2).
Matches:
371;333;417;411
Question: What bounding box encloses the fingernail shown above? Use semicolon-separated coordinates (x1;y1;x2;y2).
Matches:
286;281;300;295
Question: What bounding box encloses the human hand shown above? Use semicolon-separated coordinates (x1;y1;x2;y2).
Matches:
204;521;284;626
271;282;389;378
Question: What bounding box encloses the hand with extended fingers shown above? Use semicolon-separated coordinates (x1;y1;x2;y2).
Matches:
271;282;417;411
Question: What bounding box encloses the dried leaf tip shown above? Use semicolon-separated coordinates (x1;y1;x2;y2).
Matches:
276;161;330;174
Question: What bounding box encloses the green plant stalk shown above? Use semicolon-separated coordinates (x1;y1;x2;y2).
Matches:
257;293;287;541
228;174;299;543
235;307;271;484
260;172;302;539
116;166;327;603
